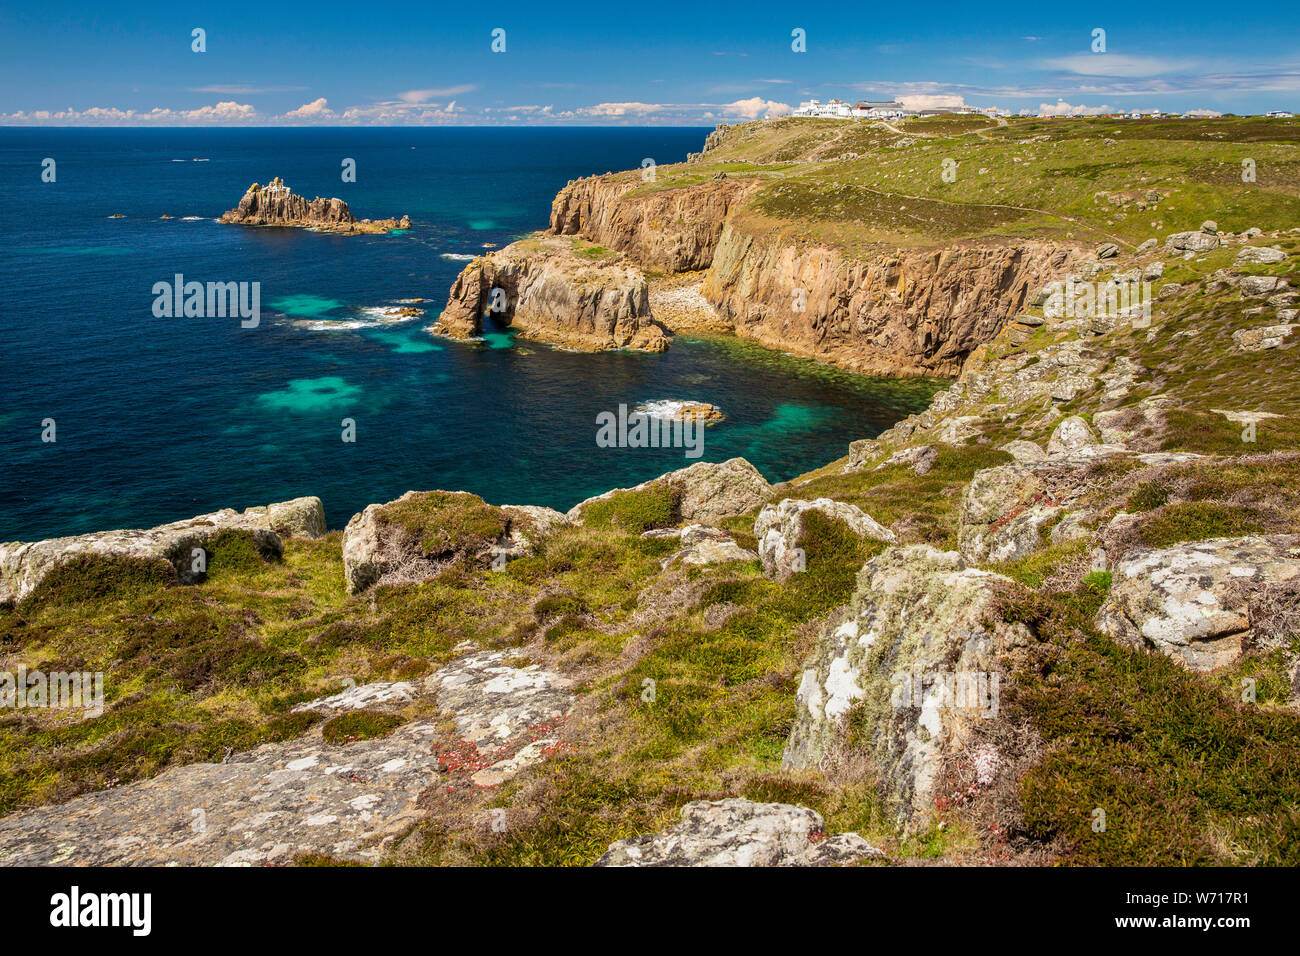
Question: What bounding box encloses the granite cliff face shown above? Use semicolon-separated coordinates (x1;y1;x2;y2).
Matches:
219;177;411;234
550;175;752;273
543;170;1078;375
701;226;1077;377
432;234;667;352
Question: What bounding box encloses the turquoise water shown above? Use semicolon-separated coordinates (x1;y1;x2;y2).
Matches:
1;127;943;540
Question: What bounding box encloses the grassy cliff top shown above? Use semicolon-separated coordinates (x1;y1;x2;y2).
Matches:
623;115;1300;255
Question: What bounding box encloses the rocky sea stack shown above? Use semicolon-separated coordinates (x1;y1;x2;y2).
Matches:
219;176;411;234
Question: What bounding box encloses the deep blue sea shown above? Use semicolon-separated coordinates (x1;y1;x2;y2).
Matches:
0;128;940;540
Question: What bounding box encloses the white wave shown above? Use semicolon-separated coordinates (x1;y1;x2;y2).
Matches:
440;253;477;261
634;399;721;419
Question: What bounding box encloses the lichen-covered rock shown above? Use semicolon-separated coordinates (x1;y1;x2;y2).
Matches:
248;496;327;539
1047;415;1100;456
341;490;510;594
594;799;882;867
0;500;314;605
1237;246;1287;264
1165;231;1221;254
1000;439;1047;463
958;459;1095;564
1233;324;1296;352
0;650;574;865
651;525;758;567
567;457;771;525
754;498;895;582
782;546;1029;827
1096;535;1300;671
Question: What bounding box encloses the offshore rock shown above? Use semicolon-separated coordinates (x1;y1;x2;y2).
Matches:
219;177;409;234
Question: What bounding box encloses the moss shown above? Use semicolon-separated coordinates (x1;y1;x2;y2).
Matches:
321;710;403;745
578;484;681;534
379;491;507;557
1132;502;1267;549
20;554;175;610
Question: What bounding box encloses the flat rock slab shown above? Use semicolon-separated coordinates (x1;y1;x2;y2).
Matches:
0;651;574;866
595;798;882;867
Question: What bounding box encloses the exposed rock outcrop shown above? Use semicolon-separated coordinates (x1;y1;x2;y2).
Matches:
219;177;410;234
550;176;752;273
567;457;772;525
0;650;574;865
783;546;1030;827
649;525;759;568
701;226;1080;377
0;497;324;606
341;490;544;594
595;799;882;867
754;498;896;581
1097;535;1300;671
432;234;667;352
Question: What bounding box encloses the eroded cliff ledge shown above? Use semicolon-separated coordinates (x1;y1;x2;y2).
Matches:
220;176;411;234
432;234;668;352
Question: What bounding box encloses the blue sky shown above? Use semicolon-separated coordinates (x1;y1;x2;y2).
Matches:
2;1;1297;124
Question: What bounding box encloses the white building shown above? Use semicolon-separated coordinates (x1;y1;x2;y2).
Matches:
792;98;909;120
1267;110;1294;118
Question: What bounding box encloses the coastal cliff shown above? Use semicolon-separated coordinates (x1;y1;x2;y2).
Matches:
549;175;752;273
219;176;411;234
432;234;668;352
538;130;1084;374
700;225;1075;377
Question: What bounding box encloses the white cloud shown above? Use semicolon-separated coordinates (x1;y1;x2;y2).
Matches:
396;86;476;103
575;101;667;117
720;97;791;119
284;98;334;120
0;100;259;125
1039;54;1198;78
1032;100;1113;116
896;94;967;110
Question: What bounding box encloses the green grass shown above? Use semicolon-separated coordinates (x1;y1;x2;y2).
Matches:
321;710;403;744
1000;586;1300;865
576;484;681;535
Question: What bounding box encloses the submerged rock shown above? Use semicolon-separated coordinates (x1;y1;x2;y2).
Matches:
595;799;882;867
